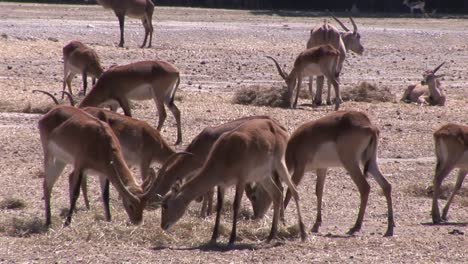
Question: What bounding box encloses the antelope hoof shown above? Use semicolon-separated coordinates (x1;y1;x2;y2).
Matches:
311;223;320;233
346;225;361;235
384;228;394;237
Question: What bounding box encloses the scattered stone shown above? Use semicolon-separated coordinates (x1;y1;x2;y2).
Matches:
47;37;59;42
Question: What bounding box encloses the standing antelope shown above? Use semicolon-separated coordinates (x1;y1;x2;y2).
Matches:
403;0;428;17
95;0;154;48
39;106;171;226
79;60;183;145
431;123;468;224
268;111;394;237
63;41;104;98
160;118;307;244
401;62;446;106
267;44;341;110
307;15;364;106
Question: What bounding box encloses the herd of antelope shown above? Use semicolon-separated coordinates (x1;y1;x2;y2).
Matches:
30;0;465;245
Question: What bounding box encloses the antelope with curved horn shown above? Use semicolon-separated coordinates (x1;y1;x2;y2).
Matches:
267;44;341;110
306;15;363;106
62;41;104;98
79;60;183;145
95;0;154;48
39;106;178;226
401;62;446;106
431;123;468;224
160;118;307;244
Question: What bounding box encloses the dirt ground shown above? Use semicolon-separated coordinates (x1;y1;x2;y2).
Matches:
0;2;467;263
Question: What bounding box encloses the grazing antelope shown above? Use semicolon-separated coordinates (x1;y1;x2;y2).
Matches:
401;62;446;106
95;0;154;48
403;0;428;17
431;123;468;224
307;15;364;106
62;41;104;98
160;119;307;244
79;60;183;145
150;115;273;218
39;106;173;226
267;44;341;110
274;111;394;237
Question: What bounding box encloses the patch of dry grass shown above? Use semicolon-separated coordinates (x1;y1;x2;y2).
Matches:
341;82;396;103
0;197;26;210
0;216;47;237
232;85;289;108
0;100;55;114
406;183;468;199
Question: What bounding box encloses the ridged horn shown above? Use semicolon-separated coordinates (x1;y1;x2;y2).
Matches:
266;56;288;80
350;17;358;34
32;90;59;105
330;13;350;32
60;91;76;106
432;62;445;74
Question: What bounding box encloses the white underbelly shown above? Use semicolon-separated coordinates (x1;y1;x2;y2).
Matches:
456;151;468;169
302;63;323;77
306;141;342;170
49;141;75;164
127;84;153;101
66;63;83;75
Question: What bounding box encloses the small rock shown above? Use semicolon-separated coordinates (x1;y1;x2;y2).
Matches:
7;66;12;70
87;24;95;28
200;61;206;65
448;229;464;235
198;85;202;89
1;33;8;39
187;81;192;85
48;37;59;42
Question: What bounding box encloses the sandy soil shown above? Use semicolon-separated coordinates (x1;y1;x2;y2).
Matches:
0;3;467;263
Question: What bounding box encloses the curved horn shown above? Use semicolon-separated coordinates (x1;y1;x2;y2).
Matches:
32;90;59;105
330;13;350;32
60;91;76;106
432;62;445;74
110;160;140;203
142;151;194;200
266;56;288;80
349;17;358;34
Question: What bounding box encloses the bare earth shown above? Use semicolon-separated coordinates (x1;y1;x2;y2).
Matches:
0;3;467;263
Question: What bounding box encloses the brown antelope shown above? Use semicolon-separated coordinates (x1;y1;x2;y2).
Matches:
62;41;104;98
95;0;154;48
150;115;273;218
39;106;176;226
401;62;446;106
160;118;307;244
403;0;428;17
431;123;468;224
307;15;364;105
34;90;175;210
267;44;341;110
79;60;183;145
247;111;394;236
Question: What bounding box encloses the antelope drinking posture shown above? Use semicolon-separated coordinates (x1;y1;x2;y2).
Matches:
431;123;468;224
79;60;183;145
96;0;154;48
401;62;446;106
307;15;364;105
267;45;341;110
62;41;104;98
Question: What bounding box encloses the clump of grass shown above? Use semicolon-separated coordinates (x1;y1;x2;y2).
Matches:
0;197;27;210
2;217;47;237
407;184;468;199
341;81;396;103
0;100;55;114
232;85;290;108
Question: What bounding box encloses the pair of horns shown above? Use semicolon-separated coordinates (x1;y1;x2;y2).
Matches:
32;90;75;106
329;12;358;34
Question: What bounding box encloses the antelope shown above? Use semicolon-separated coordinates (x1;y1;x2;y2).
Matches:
79;60;183;145
307;15;364;106
95;0;154;48
403;0;428;17
267;44;341;110
401;62;446;106
150;115;273;219
34;90;175;209
248;111;394;236
39;106;176;226
431;123;468;224
62;41;104;98
160;118;307;244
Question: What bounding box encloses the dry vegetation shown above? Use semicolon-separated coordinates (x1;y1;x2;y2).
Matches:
0;3;467;263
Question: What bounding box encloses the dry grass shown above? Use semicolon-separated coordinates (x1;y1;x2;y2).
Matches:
0;216;47;237
341;81;396;103
406;183;468;200
0;100;55;114
0;197;27;210
232;85;290;108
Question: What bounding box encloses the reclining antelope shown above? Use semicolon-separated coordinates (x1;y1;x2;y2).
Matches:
307;15;364;106
431;123;468;224
401;62;446;106
62;41;104;98
79;60;183;145
95;0;154;48
267;44;341;110
160;118;307;244
39;106;178;226
250;111;395;237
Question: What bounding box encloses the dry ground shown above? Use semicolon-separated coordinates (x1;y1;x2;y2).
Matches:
0;3;467;263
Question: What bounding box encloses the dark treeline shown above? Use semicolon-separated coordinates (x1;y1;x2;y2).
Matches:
2;0;467;12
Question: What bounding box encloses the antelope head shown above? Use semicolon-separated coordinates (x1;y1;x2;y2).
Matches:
266;56;296;107
423;62;445;83
331;14;364;55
